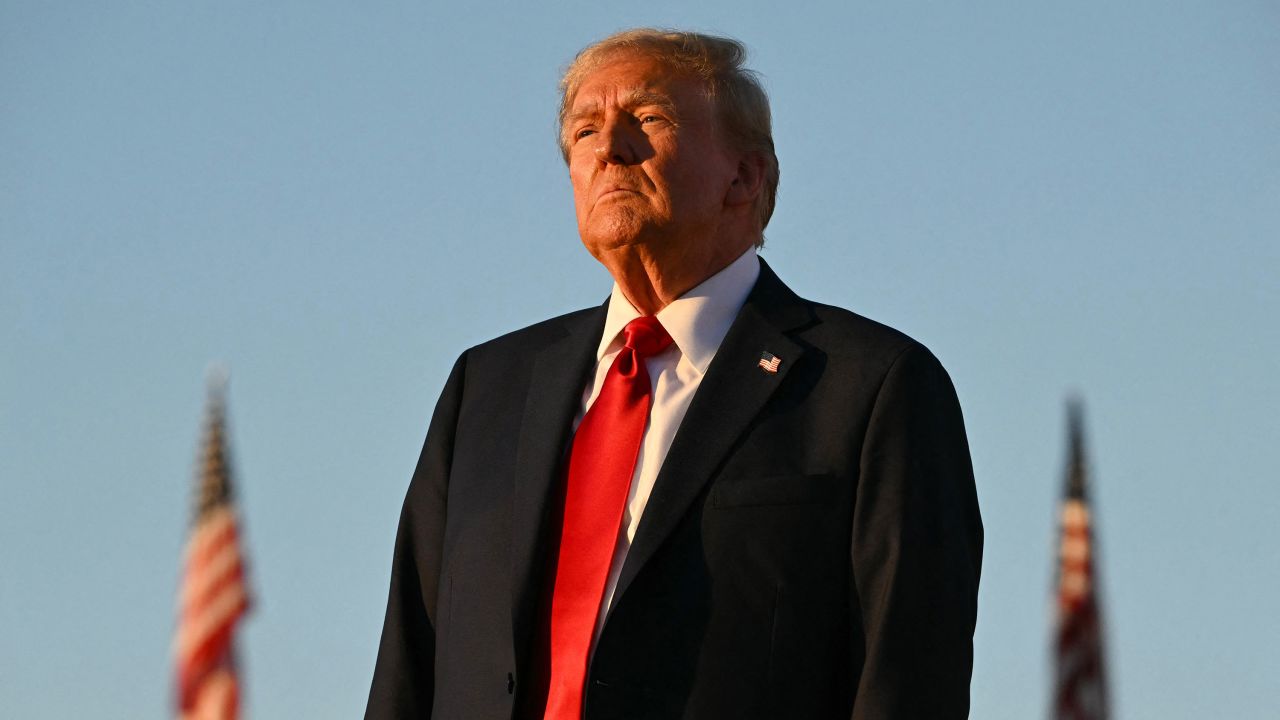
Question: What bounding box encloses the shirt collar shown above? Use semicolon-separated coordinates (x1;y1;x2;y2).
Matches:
597;247;760;375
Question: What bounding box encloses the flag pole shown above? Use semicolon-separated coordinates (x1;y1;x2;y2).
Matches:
1050;397;1110;720
175;365;252;720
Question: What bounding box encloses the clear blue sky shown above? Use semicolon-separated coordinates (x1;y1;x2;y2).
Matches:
3;1;1277;717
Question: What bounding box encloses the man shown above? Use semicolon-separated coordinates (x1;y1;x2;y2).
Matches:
367;29;981;720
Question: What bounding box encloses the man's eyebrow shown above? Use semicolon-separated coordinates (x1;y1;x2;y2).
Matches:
621;90;678;113
567;91;679;124
566;104;602;125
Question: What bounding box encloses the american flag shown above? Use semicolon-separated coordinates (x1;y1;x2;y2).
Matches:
757;351;781;373
175;378;252;720
1051;400;1109;720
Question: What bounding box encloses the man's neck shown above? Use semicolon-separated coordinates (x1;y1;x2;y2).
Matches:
596;235;757;315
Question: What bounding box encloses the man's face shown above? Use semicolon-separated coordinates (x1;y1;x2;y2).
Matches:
566;53;740;260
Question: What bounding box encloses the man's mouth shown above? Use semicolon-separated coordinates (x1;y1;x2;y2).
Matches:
599;187;640;200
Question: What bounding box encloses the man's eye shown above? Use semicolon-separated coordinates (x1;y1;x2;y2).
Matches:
640;115;661;124
574;128;596;140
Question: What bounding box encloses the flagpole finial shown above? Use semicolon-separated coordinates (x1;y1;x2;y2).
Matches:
1065;395;1088;500
205;362;230;399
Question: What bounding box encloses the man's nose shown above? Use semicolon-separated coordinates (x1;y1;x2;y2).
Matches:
594;117;638;165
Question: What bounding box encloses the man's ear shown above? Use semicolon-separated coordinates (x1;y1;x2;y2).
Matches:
725;152;766;208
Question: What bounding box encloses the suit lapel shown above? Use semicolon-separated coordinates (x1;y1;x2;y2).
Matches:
611;261;814;605
509;304;606;661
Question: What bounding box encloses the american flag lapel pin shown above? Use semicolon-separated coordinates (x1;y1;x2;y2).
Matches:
757;351;782;374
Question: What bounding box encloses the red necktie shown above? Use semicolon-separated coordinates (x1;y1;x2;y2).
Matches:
541;316;673;720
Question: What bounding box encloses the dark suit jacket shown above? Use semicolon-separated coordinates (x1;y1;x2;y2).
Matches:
366;261;982;719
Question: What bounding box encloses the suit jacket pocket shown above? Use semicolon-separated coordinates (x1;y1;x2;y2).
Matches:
709;473;836;508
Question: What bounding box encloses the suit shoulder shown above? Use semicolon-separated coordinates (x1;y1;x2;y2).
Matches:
757;260;929;368
801;300;930;363
795;300;963;428
790;299;961;401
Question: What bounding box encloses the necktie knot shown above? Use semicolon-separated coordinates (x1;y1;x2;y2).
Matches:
622;316;673;358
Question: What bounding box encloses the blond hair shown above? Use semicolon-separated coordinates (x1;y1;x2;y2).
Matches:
558;29;780;237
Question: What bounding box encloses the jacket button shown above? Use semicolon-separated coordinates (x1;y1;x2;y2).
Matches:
506;673;515;694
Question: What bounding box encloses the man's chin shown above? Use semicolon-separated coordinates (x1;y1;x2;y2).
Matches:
580;221;658;257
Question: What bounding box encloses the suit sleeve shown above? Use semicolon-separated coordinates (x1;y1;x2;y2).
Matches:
849;343;983;719
366;352;468;720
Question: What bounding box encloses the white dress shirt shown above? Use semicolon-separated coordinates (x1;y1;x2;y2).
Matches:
576;247;760;645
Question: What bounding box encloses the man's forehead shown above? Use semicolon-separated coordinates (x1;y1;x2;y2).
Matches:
570;56;704;113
